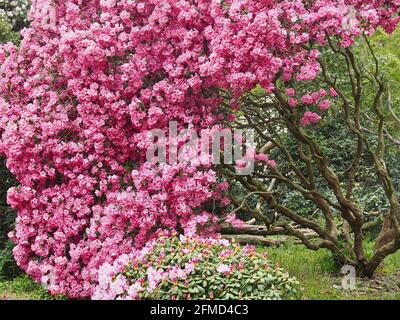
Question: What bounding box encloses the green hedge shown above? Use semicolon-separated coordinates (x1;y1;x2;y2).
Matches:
0;16;21;279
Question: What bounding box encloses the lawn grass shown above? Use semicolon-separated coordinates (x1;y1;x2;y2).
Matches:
260;243;400;300
0;275;59;300
1;244;399;300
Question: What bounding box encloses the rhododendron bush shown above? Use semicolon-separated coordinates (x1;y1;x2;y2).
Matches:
0;0;399;298
93;235;301;300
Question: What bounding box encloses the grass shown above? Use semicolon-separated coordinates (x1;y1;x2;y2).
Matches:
0;244;399;300
0;275;60;300
260;243;400;300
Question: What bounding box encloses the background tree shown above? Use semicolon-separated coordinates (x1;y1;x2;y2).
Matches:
224;31;400;277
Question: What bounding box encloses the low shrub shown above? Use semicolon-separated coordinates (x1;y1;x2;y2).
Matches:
0;15;19;44
0;157;20;279
0;222;21;280
93;235;301;300
0;15;21;280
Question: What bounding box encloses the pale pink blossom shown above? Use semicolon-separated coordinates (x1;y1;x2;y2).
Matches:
216;263;232;274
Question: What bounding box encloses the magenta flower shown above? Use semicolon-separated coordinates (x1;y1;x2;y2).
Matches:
319;100;331;111
300;112;322;127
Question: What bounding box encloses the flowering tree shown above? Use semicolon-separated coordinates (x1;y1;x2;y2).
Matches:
222;16;400;277
0;0;399;298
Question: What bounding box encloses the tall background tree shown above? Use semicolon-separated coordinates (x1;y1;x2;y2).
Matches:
223;30;400;277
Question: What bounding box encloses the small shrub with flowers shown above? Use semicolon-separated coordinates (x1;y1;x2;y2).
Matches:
93;235;301;300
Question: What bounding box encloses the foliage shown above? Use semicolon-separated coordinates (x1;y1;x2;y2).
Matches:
271;115;400;225
0;128;20;281
0;275;65;300
0;158;17;238
2;245;399;300
0;17;20;279
266;28;400;233
225;28;400;277
369;28;400;93
0;0;400;298
0;0;29;31
0;16;19;43
261;244;400;300
93;235;301;300
0;217;19;280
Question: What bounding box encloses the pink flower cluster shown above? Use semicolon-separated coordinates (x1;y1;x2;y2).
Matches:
300;112;322;127
285;87;337;125
0;0;399;298
255;153;277;168
92;235;233;300
92;235;286;300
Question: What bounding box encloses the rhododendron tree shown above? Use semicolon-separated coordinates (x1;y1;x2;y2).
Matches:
0;0;399;298
222;9;400;279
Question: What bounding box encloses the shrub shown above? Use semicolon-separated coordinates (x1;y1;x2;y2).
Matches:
0;211;21;280
0;157;20;280
0;17;20;279
93;235;301;300
0;0;29;31
0;15;19;44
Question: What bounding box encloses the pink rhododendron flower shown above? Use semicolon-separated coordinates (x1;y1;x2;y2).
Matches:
255;153;269;162
216;182;230;191
300;112;322;126
286;88;296;97
301;94;316;105
319;100;332;111
319;89;327;97
216;264;232;274
225;214;244;228
289;98;299;108
330;87;339;97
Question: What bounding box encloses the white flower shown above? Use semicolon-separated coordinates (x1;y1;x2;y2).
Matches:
216;263;231;274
